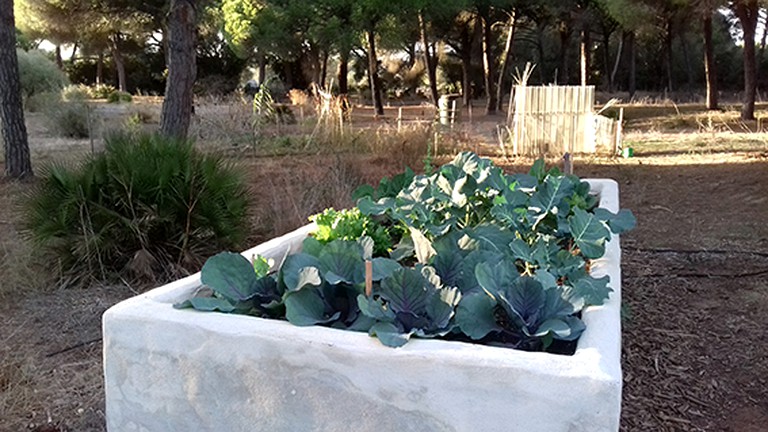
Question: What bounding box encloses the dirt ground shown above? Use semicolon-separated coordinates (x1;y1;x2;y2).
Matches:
1;102;768;431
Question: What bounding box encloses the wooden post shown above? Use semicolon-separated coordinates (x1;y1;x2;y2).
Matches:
615;107;624;156
468;101;473;125
365;260;373;297
563;152;573;175
397;106;403;132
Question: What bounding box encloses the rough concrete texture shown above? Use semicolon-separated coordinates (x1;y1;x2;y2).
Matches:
103;180;623;432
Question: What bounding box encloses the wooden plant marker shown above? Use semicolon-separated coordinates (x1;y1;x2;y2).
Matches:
563;152;573;175
365;260;373;297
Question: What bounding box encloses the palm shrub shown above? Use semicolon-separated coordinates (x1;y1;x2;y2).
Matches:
25;132;250;283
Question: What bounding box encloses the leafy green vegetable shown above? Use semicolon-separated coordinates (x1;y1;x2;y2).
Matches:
358;266;461;347
310;207;396;256
251;254;273;278
569;207;611;259
175;252;283;317
458;266;585;348
186;153;635;353
352;167;415;201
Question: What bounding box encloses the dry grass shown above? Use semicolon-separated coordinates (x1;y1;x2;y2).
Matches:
191;95;258;148
244;153;402;243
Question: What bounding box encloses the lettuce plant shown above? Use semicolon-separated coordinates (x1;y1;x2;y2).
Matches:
309;207;397;257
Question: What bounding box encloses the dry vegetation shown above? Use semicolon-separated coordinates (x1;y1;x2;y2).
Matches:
1;98;767;431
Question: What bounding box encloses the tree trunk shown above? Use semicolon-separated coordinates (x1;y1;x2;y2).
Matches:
537;23;546;83
681;34;694;91
257;54;266;85
160;0;197;139
558;19;571;84
338;49;349;94
96;51;104;85
366;27;384;116
580;27;590;86
459;23;473;106
283;62;294;89
110;34;127;92
602;29;613;92
664;21;674;92
419;12;440;106
495;12;516;112
320;50;328;88
308;44;322;85
734;1;759;120
55;45;63;69
610;34;623;92
627;31;636;99
703;12;718;109
70;42;78;63
0;0;33;179
480;9;497;114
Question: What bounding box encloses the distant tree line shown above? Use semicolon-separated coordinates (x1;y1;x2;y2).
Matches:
3;0;767;179
11;0;768;119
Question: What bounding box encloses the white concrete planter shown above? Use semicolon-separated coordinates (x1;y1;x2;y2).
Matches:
103;179;624;432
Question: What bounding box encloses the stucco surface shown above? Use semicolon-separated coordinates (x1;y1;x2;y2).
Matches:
103;179;623;432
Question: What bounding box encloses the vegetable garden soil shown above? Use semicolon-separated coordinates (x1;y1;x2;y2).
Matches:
2;115;768;429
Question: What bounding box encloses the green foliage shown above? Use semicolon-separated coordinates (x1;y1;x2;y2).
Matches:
456;263;584;350
91;84;118;99
15;28;38;50
16;49;68;101
42;99;91;138
359;266;460;347
107;90;133;103
25;132;250;283
310;208;396;257
352;167;415;202
175;252;282;315
61;84;92;101
184;153;635;352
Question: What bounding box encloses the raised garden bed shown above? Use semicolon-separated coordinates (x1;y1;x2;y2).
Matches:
104;167;627;431
105;154;635;431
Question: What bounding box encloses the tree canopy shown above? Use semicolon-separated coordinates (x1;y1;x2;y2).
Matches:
10;0;768;117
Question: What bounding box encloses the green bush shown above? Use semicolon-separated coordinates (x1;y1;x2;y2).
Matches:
16;49;68;101
61;84;92;101
25;132;250;283
42;99;91;138
91;84;117;99
107;90;133;103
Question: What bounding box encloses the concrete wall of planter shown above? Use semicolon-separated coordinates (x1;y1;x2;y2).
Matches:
103;179;625;432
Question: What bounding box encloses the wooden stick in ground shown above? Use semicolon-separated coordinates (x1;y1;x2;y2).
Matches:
563;152;573;175
365;260;373;297
616;107;624;155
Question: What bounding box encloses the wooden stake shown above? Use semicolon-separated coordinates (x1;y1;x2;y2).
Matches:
616;107;624;156
365;260;373;297
563;152;573;175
